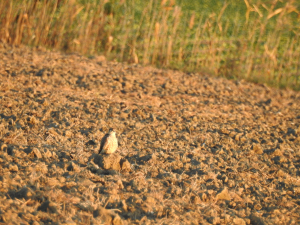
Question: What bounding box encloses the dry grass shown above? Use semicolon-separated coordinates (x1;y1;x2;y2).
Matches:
0;0;300;90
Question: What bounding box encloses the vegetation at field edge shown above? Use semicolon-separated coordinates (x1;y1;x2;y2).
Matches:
1;0;300;90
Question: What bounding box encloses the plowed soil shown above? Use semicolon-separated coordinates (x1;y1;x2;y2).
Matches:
0;43;300;225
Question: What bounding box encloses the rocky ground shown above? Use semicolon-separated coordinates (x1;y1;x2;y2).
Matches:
0;43;300;225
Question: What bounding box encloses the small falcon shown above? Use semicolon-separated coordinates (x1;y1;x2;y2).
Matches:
99;130;118;154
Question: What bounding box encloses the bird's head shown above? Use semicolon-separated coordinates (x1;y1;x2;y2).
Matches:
109;130;116;136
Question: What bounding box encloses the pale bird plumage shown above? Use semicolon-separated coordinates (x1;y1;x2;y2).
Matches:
99;131;118;154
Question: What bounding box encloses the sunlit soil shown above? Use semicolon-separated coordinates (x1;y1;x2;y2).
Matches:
0;44;299;224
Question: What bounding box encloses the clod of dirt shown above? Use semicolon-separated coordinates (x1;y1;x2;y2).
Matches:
94;154;131;172
233;218;246;225
252;144;263;154
37;201;58;214
9;187;33;199
216;187;231;201
30;148;42;158
249;213;266;225
93;207;123;225
8;164;18;172
67;161;81;172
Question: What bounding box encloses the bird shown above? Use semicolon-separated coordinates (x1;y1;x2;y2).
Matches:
99;130;118;154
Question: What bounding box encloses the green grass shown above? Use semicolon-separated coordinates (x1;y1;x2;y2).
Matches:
1;0;300;90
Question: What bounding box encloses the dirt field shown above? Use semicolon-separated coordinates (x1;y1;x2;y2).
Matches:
0;43;300;224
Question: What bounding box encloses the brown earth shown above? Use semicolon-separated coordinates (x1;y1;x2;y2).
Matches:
0;43;300;225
